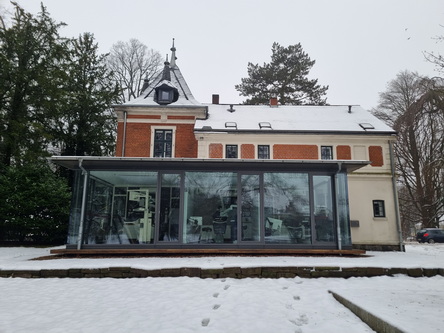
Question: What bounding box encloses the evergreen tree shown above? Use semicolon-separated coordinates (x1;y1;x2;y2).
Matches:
235;42;328;105
53;32;120;157
0;162;70;244
0;3;68;167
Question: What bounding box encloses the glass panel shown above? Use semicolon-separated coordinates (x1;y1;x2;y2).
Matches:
258;145;270;159
78;171;158;245
264;173;310;244
159;174;181;242
321;146;333;160
83;178;113;245
226;145;238;158
67;170;83;245
336;173;351;246
184;172;237;244
241;174;260;241
313;176;336;242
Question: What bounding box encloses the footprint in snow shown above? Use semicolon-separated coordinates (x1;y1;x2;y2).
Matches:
213;292;219;298
282;286;289;290
213;304;221;310
289;314;309;327
224;285;230;290
201;318;210;327
293;295;300;301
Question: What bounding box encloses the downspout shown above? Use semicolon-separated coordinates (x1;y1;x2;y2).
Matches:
335;162;342;251
122;111;127;157
389;140;404;251
77;159;89;250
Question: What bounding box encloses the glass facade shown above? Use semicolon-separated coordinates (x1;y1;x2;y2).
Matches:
67;166;352;249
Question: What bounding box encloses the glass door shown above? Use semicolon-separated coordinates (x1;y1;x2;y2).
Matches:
313;175;336;244
240;174;261;242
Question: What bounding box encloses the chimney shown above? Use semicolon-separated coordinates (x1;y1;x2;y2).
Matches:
212;94;219;104
348;105;352;113
270;97;278;107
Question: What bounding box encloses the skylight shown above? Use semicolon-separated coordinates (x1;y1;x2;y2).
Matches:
259;122;272;129
359;123;375;130
225;122;237;129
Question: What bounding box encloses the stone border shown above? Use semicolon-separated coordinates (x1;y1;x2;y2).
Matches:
329;291;405;333
0;266;443;279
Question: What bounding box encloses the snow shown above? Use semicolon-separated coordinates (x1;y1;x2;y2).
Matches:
196;104;395;133
0;244;443;333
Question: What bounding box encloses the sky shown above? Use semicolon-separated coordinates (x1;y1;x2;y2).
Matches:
1;0;443;110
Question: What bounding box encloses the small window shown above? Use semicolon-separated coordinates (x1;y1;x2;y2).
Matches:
226;145;238;158
154;129;173;157
258;145;270;159
373;200;385;218
321;146;333;160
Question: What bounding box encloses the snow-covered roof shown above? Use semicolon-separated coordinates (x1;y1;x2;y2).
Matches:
122;42;202;107
195;104;395;134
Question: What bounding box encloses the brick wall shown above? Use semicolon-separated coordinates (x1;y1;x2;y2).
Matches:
241;144;255;159
369;146;383;166
124;123;151;157
209;143;223;158
117;122;198;157
273;144;318;159
174;124;198;158
336;145;351;160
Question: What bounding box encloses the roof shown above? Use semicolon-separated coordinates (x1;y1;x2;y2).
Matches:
195;104;396;135
122;41;202;107
48;156;369;173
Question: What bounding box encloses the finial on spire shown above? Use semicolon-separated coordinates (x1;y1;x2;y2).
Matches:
170;38;177;67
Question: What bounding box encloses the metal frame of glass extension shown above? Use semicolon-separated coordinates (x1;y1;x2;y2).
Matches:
51;157;368;250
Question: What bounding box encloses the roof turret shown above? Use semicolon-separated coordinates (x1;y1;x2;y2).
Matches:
122;39;201;107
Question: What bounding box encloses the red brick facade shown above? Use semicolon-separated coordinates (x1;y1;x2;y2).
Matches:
209;143;223;158
336;145;352;160
241;144;255;159
273;144;318;159
369;146;383;167
116;122;197;158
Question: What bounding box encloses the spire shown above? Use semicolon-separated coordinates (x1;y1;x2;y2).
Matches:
170;38;177;67
161;54;171;81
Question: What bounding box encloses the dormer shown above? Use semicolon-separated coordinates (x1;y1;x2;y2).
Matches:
154;80;179;105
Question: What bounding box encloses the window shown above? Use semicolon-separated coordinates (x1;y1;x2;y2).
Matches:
373;200;385;217
258;145;270;159
159;90;172;103
321;146;333;160
225;145;238;158
154;129;173;157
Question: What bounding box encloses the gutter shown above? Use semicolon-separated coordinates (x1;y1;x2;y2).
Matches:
77;159;89;250
122;111;127;157
389;140;404;251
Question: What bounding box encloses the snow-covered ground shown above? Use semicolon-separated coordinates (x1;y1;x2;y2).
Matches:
0;243;443;333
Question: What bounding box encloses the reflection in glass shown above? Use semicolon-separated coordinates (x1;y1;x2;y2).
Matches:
184;172;237;244
159;174;181;242
264;173;310;244
313;176;336;242
70;171;158;245
336;173;351;247
241;174;260;241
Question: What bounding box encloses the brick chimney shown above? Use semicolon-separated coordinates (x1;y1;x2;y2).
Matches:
270;97;278;107
212;94;220;104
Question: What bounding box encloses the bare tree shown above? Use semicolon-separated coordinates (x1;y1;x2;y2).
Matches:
373;71;444;230
424;25;444;74
107;39;163;103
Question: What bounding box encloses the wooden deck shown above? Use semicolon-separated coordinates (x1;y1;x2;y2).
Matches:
50;248;366;257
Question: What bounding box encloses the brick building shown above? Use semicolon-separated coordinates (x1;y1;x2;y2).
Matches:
51;43;402;251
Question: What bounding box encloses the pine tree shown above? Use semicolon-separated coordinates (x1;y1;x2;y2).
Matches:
235;42;328;105
0;3;68;167
53;32;120;157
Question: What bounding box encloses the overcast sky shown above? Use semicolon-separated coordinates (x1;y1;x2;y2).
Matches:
2;0;443;110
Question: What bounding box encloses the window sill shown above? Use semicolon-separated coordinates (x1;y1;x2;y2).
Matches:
373;217;387;221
